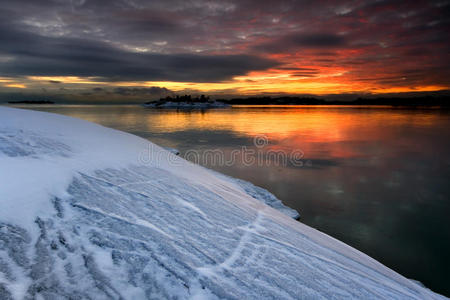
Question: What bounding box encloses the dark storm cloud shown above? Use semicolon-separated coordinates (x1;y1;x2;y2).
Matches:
0;2;278;82
254;32;347;53
0;25;278;81
292;33;346;48
113;87;172;96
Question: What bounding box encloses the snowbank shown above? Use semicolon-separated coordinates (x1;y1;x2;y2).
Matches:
0;106;445;299
163;147;180;156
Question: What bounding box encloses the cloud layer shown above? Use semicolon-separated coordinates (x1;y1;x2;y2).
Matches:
0;0;449;99
0;10;277;82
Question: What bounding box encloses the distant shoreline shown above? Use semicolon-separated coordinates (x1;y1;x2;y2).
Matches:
7;100;55;104
3;95;450;107
216;96;450;106
141;95;450;107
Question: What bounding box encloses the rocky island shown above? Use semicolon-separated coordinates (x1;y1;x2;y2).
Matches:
144;95;229;109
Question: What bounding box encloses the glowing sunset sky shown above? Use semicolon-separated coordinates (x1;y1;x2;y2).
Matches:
0;0;449;101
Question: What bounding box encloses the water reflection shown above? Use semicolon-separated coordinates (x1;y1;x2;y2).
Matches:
11;104;450;296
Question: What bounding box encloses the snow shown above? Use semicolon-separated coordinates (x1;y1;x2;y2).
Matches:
0;106;446;299
163;147;180;156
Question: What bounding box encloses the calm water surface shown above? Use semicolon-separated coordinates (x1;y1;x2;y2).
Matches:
10;104;450;296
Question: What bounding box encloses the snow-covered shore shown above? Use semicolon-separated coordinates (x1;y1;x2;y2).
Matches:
0;106;445;299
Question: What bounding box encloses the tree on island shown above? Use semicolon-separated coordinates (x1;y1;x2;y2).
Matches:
147;95;212;105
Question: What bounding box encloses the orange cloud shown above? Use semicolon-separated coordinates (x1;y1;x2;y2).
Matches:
4;83;27;89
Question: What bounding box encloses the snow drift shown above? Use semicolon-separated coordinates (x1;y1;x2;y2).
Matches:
0;106;445;299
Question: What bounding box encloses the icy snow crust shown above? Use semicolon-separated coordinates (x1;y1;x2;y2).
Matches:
0;107;445;299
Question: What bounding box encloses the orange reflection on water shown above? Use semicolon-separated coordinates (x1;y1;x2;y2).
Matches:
42;105;444;161
143;106;438;134
136;106;444;160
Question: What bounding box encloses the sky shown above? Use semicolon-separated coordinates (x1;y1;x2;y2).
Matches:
0;0;449;102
